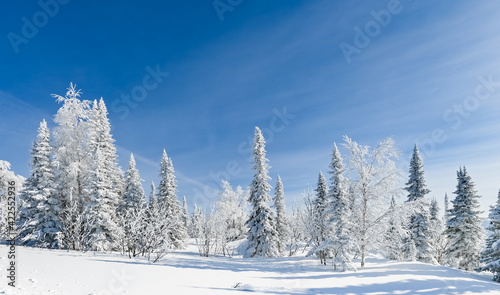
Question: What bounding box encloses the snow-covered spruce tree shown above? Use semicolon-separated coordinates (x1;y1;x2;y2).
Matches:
273;175;290;257
478;190;500;281
326;143;357;271
429;198;447;265
52;84;93;250
86;147;122;251
18;120;63;248
118;154;147;257
246;126;280;258
383;197;407;260
404;145;435;263
343;136;401;267
158;150;187;249
445;167;484;271
81;98;125;251
309;172;330;264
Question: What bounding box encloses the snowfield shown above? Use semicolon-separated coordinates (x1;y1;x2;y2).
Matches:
1;242;500;295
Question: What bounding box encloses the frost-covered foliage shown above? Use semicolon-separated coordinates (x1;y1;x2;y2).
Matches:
0;161;24;243
19;120;62;248
404;145;435;264
117;154;147;257
327;143;357;271
273;175;289;257
215;180;248;256
429;198;447;265
445;167;484;271
308;172;330;264
342;136;401;267
383;197;407;260
246;127;280;258
158;150;187;249
478;190;500;281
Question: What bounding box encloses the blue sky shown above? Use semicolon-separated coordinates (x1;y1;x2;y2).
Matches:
1;0;500;215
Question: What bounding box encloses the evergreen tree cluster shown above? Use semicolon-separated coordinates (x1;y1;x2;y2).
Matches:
18;84;186;261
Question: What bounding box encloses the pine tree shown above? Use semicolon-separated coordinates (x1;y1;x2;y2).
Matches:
87;147;121;251
404;145;435;264
158;150;187;249
118;154;147;257
246;127;280;258
384;197;406;260
445;167;484;271
478;190;500;281
309;172;329;264
328;143;357;271
273;175;289;257
429;198;447;264
19;120;63;248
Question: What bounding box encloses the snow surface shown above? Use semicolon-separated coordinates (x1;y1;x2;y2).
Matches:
1;241;500;295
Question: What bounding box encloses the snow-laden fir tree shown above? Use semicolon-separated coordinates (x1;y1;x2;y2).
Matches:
118;154;147;257
327;143;357;271
158;150;187;249
343;136;401;267
478;190;500;281
246;127;280;258
309;172;329;264
273;175;290;257
87;147;122;251
429;199;447;264
83;98;125;251
88;98;124;197
383;197;407;260
445;167;484;271
19;120;63;248
404;145;435;264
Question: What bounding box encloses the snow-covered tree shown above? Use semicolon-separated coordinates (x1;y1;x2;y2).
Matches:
445;167;484;271
308;172;329;264
273;175;289;256
327;143;357;271
288;206;306;257
86;147;122;251
343;136;401;267
246;126;280;258
429;198;447;265
118;154;147;257
404;145;435;263
0;161;24;243
52;84;93;250
383;197;407;260
158;150;187;249
215;180;248;255
19;120;63;248
478;190;500;281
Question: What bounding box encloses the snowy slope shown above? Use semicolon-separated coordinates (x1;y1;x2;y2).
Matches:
1;242;500;295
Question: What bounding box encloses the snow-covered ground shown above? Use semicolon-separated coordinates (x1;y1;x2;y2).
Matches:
1;242;500;295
